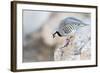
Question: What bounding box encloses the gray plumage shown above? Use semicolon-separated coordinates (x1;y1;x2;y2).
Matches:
53;17;88;38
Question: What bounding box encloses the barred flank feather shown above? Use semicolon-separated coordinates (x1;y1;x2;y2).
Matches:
57;17;88;36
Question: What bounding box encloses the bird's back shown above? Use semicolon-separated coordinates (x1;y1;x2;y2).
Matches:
58;17;87;36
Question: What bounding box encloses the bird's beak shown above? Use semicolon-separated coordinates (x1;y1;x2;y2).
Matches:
53;31;62;38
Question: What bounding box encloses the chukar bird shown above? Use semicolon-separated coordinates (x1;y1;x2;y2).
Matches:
53;17;88;38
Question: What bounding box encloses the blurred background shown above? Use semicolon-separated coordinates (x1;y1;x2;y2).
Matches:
22;10;91;62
